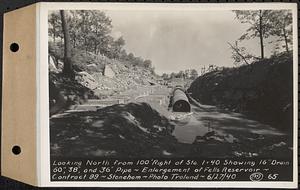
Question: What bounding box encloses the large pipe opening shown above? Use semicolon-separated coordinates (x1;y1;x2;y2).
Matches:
173;99;191;112
172;88;191;112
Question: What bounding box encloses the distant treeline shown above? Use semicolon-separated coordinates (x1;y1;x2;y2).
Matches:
161;69;198;80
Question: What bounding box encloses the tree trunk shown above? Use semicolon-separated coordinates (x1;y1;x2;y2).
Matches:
94;26;98;54
82;13;88;54
53;32;56;43
51;21;56;43
259;10;264;59
94;42;98;54
283;27;289;53
72;37;76;48
84;36;88;54
60;10;74;78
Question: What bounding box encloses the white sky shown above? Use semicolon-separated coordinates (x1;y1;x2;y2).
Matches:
105;10;277;75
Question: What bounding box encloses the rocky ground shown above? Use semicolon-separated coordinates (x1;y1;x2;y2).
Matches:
49;45;158;98
50;102;178;158
49;45;293;159
50;86;292;159
49;44;160;115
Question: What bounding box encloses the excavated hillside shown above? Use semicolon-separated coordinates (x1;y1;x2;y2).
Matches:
49;43;159;114
188;53;293;132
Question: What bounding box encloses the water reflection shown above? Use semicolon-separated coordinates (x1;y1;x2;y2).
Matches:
172;115;208;143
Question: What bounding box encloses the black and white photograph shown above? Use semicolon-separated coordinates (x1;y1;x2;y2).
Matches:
47;3;297;184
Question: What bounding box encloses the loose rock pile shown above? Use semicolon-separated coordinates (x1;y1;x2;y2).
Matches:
49;48;159;98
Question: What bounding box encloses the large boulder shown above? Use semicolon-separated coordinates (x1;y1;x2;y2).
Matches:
103;65;115;78
75;71;98;90
49;73;95;115
48;55;59;73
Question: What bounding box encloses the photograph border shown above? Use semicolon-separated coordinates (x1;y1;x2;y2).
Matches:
39;2;298;188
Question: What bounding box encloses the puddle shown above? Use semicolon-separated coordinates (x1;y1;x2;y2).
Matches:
172;115;210;144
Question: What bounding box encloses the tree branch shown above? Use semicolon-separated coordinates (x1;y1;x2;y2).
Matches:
228;42;250;65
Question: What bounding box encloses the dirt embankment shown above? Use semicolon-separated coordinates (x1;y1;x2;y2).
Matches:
188;53;293;132
51;102;178;157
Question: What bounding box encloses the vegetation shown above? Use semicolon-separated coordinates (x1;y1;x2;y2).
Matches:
48;9;294;158
49;10;155;73
230;10;292;66
269;10;293;54
48;10;158;114
189;52;293;132
161;69;198;80
189;10;293;132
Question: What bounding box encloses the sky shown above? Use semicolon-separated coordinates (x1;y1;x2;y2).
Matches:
105;10;276;75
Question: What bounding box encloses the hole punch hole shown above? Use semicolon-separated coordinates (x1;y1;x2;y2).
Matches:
10;43;19;52
12;145;21;155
